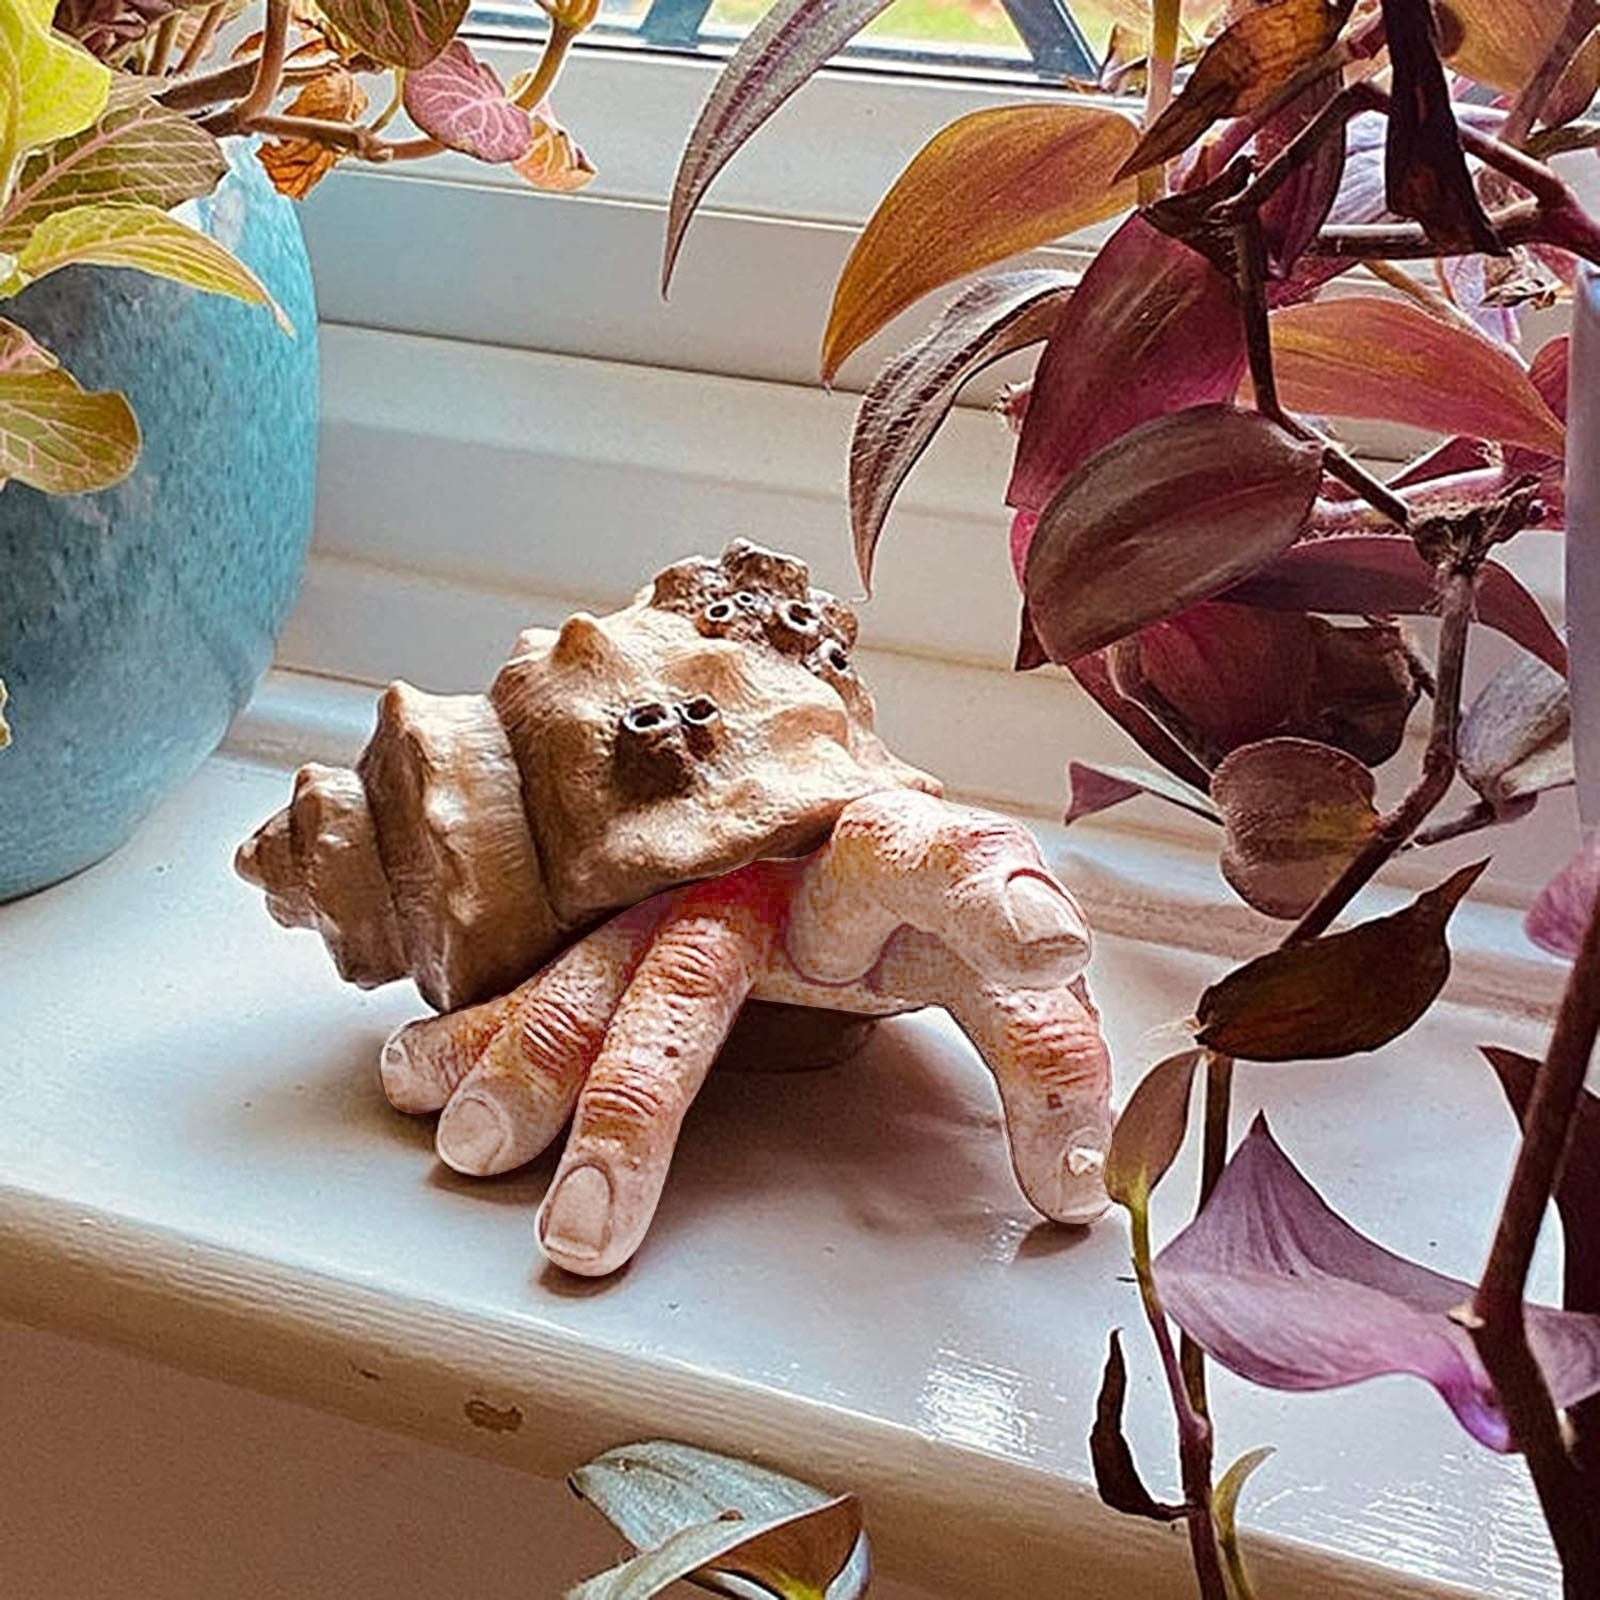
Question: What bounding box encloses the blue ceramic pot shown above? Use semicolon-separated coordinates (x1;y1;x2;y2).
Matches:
0;144;317;900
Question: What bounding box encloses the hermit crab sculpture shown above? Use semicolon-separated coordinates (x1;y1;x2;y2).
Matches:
238;542;1113;1276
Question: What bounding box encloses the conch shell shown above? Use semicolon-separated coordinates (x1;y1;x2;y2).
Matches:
237;541;937;1011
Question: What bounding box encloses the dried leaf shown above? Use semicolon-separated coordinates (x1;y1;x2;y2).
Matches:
10;202;288;330
822;105;1137;383
512;104;595;193
1065;760;1220;826
1109;603;1421;770
664;0;894;292
1155;1115;1600;1450
1105;1047;1204;1208
1195;861;1487;1060
570;1440;870;1600
1006;216;1245;532
1380;0;1499;254
1437;0;1568;93
1212;738;1378;918
1226;534;1569;676
257;69;367;200
850;270;1072;592
316;0;466;69
1526;835;1600;961
402;39;530;163
1262;297;1565;456
1459;656;1573;815
1215;1446;1274;1600
0;82;226;253
568;1497;861;1600
1119;0;1352;178
1090;1331;1187;1521
0;321;139;494
1023;406;1323;664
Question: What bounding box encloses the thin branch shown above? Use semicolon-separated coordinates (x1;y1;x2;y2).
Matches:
160;56;325;113
174;2;226;76
1502;0;1600;148
232;0;290;123
511;17;583;111
204;112;394;158
146;10;180;76
1467;885;1600;1595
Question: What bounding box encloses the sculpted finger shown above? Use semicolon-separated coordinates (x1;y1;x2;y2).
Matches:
536;871;778;1276
434;909;662;1176
786;789;1091;991
876;931;1114;1226
381;993;519;1114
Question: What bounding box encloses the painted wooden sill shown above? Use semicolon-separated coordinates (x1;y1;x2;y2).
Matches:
0;670;1572;1600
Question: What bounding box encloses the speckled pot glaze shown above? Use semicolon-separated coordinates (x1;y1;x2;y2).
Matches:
0;145;317;901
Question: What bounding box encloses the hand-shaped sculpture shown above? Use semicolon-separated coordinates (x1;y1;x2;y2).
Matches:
238;542;1112;1275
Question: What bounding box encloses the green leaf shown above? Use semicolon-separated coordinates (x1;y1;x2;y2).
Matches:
570;1440;869;1600
567;1496;862;1600
1105;1048;1203;1210
0;83;227;253
318;0;470;70
1214;1446;1274;1600
0;316;139;493
9;203;290;331
1090;1331;1187;1522
0;0;111;156
1195;861;1488;1061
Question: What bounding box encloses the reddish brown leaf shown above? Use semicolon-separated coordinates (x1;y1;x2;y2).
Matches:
664;0;896;293
1261;297;1566;456
1437;0;1569;93
850;271;1073;592
1007;216;1245;530
1091;1332;1188;1523
1530;335;1570;424
1118;0;1353;178
318;0;466;69
1195;861;1488;1060
1065;761;1221;826
1065;651;1215;791
1225;534;1569;675
1259;67;1346;275
1544;24;1600;128
1380;0;1500;253
821;105;1137;383
256;69;367;199
1109;603;1421;769
1023;407;1322;665
1211;738;1379;918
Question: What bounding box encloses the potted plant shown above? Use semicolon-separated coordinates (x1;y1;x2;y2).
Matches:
0;0;596;899
666;0;1600;1592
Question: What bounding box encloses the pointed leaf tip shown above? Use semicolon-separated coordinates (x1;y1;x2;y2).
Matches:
1091;1331;1187;1522
1105;1048;1204;1210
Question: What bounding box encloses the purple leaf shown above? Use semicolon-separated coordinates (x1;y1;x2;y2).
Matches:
1154;1116;1600;1451
1091;1331;1187;1522
1526;835;1600;960
1225;534;1569;675
1259;68;1346;277
1063;650;1214;792
1006;216;1245;535
402;41;532;163
318;0;466;70
664;0;894;292
851;271;1072;592
1023;406;1322;665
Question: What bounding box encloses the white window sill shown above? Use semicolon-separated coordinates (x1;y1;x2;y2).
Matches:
0;667;1575;1600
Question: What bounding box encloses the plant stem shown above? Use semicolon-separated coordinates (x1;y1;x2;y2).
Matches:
1289;567;1474;944
146;10;180;76
511;17;583;110
1467;885;1600;1597
1140;0;1181;205
174;1;226;76
1131;1205;1230;1600
161;57;325;114
1502;0;1600;148
1179;1052;1235;1419
232;0;290;123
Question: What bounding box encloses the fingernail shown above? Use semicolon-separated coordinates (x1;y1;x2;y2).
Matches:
540;1165;612;1263
380;1028;423;1109
1055;1136;1111;1226
1003;874;1090;952
437;1091;510;1174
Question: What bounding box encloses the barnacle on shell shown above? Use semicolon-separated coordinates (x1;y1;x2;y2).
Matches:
237;542;938;1011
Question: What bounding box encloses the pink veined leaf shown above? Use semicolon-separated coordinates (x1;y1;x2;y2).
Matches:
1006;215;1246;544
317;0;467;70
1154;1115;1600;1452
402;40;532;163
664;0;894;293
1261;297;1567;457
1225;534;1569;675
851;270;1074;593
1022;406;1323;665
1526;835;1600;960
